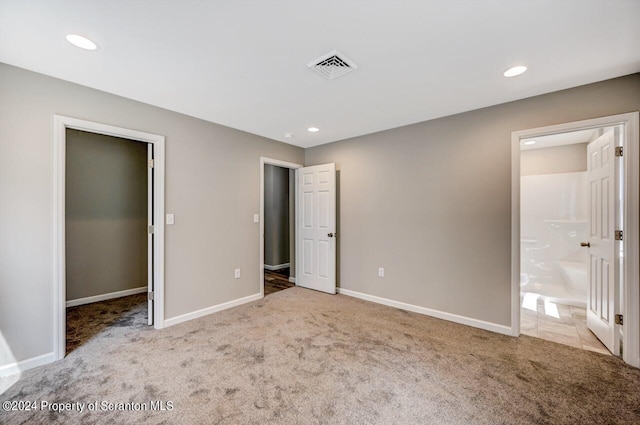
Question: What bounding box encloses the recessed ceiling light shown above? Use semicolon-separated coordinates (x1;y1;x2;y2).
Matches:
523;140;536;145
503;65;527;78
307;127;320;133
283;133;293;139
66;34;97;50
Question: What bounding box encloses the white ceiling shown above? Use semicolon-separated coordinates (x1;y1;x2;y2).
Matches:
1;1;639;148
521;129;597;151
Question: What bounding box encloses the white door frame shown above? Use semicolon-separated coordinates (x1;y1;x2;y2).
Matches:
511;112;639;367
259;157;303;296
53;115;166;361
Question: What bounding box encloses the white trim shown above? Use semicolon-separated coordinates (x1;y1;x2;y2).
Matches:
147;145;154;326
338;288;513;336
259;157;303;297
623;112;640;368
163;293;263;328
288;277;296;284
65;286;147;308
53;115;166;363
0;352;56;377
511;112;640;367
264;263;290;271
510;126;521;338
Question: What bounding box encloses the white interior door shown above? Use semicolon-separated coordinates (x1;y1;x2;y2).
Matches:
586;129;619;354
147;144;154;325
296;163;336;294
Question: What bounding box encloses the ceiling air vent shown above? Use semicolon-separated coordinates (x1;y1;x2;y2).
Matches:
307;50;357;80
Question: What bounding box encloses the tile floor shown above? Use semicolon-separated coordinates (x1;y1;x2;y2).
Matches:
521;295;611;355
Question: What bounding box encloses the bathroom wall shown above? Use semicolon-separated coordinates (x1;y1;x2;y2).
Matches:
521;143;587;176
520;172;588;305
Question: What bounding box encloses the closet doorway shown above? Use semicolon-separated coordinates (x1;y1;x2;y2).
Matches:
53;116;165;360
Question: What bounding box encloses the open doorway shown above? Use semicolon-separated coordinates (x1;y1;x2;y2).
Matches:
511;112;640;367
260;158;301;296
519;126;618;355
65;129;150;354
263;164;294;295
54;116;165;361
260;158;338;297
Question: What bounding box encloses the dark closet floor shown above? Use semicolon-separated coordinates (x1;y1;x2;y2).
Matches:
66;293;147;355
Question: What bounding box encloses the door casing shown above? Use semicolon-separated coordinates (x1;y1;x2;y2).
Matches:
53;115;166;361
511;112;640;367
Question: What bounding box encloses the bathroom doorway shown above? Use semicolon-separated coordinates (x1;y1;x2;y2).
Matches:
519;126;617;354
511;113;640;367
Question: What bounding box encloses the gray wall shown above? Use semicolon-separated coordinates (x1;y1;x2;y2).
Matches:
0;63;304;367
305;73;640;327
66;129;148;301
521;143;588;176
264;164;289;267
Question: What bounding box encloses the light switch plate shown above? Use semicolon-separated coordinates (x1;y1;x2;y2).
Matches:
378;268;384;277
166;213;175;225
234;268;241;279
253;214;260;223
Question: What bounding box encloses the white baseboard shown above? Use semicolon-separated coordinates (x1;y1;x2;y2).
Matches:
264;263;290;271
164;292;263;328
0;352;56;378
66;286;147;308
288;277;296;283
337;288;513;336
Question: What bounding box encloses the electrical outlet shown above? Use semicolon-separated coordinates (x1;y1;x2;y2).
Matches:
378;268;384;277
253;214;259;223
234;268;241;279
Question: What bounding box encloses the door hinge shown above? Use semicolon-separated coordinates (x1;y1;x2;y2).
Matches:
615;146;623;157
148;291;154;301
148;159;154;168
148;225;154;234
615;230;623;241
615;314;623;325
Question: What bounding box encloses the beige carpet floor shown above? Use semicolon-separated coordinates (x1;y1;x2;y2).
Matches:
2;287;640;424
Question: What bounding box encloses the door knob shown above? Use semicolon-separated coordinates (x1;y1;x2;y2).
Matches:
580;242;590;248
328;233;335;238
